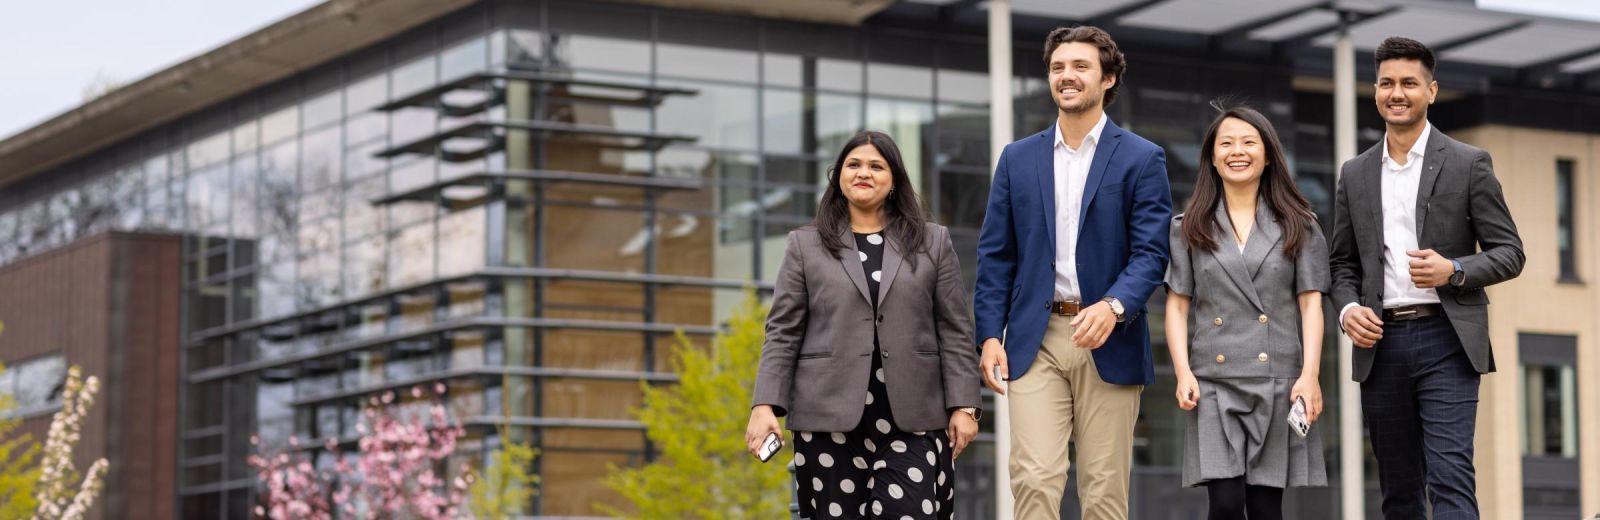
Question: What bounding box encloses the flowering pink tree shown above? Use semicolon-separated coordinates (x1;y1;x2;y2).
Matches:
249;383;474;519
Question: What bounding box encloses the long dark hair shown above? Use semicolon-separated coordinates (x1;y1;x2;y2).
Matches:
1182;104;1316;258
814;131;928;262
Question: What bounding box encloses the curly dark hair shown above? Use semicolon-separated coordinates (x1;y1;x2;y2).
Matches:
1043;26;1127;107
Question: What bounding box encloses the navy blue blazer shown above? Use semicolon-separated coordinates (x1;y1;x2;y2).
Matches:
974;120;1173;386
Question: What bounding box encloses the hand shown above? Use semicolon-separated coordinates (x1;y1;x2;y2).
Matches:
980;339;1008;395
745;405;781;459
1069;301;1116;349
1406;249;1454;289
1174;371;1200;411
947;410;979;460
1341;306;1384;348
1290;375;1323;424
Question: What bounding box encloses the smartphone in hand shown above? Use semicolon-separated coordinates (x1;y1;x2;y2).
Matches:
1287;397;1310;438
756;432;783;463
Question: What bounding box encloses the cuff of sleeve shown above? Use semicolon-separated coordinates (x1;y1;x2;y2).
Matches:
1337;302;1361;335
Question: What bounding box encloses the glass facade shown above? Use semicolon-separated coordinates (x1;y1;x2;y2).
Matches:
0;1;1362;517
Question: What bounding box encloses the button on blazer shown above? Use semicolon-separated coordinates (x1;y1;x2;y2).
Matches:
1166;201;1330;379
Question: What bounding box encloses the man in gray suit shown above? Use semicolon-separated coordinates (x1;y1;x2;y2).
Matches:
1329;37;1524;519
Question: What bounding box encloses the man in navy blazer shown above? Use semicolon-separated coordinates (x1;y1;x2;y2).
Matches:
975;26;1172;519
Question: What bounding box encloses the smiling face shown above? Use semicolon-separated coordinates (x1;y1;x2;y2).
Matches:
838;143;894;211
1211;116;1267;187
1374;58;1437;128
1048;42;1115;115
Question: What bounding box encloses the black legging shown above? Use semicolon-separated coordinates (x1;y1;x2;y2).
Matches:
1205;476;1284;520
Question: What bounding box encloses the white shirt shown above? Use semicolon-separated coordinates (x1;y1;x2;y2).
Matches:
1339;121;1439;324
1052;114;1108;301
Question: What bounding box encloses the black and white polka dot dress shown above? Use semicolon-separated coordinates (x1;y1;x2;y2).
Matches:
791;231;955;520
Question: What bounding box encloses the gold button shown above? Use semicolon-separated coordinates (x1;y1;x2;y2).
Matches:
1214;317;1223;326
1215;355;1226;364
1257;352;1269;362
1258;314;1268;324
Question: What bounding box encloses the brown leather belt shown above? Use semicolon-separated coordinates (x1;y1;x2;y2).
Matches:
1051;299;1082;317
1383;303;1444;322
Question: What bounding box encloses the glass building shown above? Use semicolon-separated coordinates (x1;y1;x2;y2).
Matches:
1;0;1598;518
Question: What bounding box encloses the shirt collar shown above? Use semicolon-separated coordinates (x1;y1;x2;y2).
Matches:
1053;113;1109;153
1381;120;1432;167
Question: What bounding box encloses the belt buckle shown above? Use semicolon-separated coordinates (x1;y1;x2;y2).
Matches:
1393;308;1418;320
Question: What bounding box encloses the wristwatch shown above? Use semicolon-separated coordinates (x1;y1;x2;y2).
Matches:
1101;296;1125;322
1448;259;1466;287
957;407;982;422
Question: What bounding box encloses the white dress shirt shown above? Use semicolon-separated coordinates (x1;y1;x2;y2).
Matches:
1339;121;1438;325
1053;113;1108;301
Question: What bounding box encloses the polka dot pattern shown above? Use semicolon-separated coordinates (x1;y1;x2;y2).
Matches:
787;231;954;519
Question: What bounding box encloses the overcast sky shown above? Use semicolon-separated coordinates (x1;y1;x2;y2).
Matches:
1;0;1598;140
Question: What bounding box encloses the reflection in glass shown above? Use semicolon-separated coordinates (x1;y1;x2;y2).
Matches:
302;90;341;131
656;82;756;151
763;90;862;157
657;43;757;83
438;207;485;278
507;29;543;64
866;98;934;189
392;56;437;99
551;34;649;75
389;222;435;287
867;62;933;99
441;36;488;80
261;106;299;146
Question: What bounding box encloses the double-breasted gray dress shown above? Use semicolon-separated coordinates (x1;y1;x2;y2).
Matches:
1165;200;1330;489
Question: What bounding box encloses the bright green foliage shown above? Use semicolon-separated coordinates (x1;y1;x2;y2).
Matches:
599;292;791;519
0;362;43;520
468;429;540;520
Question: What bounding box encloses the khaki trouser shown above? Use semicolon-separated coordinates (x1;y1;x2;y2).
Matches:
1008;315;1143;520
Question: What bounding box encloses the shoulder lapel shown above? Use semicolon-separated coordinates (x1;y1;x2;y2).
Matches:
1245;202;1283;280
878;230;905;305
1033;128;1058;257
1415;129;1449;240
1078;120;1124;231
1213;201;1264;311
1361;150;1385;256
836;229;872;305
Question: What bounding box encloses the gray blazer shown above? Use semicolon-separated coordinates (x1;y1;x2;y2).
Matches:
1167;201;1330;379
1329;128;1525;382
752;223;982;432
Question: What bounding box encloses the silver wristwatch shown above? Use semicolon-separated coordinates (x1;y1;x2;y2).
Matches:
1101;296;1125;322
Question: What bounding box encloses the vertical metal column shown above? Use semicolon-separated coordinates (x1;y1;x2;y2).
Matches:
987;1;1015;519
1333;13;1364;520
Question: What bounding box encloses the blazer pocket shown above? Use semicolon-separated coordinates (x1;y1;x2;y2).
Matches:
1453;287;1489;306
797;351;832;360
913;350;940;357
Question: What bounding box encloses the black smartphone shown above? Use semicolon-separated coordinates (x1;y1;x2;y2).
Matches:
756;431;783;463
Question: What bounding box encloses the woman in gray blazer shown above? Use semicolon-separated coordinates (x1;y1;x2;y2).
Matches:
1164;105;1329;519
745;131;981;519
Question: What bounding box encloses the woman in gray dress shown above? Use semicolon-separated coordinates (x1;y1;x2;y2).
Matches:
1164;104;1329;519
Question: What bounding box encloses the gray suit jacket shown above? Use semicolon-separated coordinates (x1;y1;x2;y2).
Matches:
1166;201;1330;380
1329;128;1524;382
752;223;982;432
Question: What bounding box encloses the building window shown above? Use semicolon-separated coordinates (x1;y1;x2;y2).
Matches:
1557;159;1578;282
0;353;67;417
1521;363;1577;458
1518;333;1581;518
